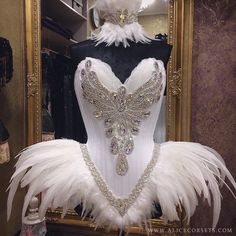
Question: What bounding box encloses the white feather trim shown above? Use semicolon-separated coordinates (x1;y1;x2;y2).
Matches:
7;140;236;230
92;0;151;47
92;22;151;47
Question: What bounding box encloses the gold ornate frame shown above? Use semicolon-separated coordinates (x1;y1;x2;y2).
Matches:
25;0;194;234
167;0;194;141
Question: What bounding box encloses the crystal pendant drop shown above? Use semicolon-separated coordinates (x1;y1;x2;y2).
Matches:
85;60;92;70
118;86;126;96
154;61;159;70
116;154;128;176
81;69;86;77
131;127;139;135
124;138;134;155
151;71;158;80
105;118;113;127
131;119;141;126
118;122;127;136
93;111;103;119
143;111;151;118
111;138;119;155
106;128;113;138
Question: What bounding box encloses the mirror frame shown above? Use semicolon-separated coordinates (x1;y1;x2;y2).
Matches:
25;0;194;233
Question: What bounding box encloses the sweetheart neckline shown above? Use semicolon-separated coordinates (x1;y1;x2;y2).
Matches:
82;57;164;88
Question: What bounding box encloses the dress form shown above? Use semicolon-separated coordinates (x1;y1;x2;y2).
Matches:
70;40;171;219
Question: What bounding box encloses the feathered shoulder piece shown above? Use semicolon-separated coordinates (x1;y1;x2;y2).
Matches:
92;0;151;47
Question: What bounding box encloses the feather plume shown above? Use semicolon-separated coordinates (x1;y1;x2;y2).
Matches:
92;22;151;47
7;140;236;230
92;0;151;47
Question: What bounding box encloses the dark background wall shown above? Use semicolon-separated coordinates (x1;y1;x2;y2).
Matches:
191;0;236;235
0;0;26;235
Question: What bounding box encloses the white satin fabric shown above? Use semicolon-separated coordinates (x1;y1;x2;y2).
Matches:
74;57;166;197
154;96;166;143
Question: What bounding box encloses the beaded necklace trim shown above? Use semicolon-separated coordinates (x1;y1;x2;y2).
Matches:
80;143;160;216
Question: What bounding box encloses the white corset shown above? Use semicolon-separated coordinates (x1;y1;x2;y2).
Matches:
74;57;166;197
8;57;235;230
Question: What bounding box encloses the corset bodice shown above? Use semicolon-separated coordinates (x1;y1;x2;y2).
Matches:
74;57;166;196
8;58;234;230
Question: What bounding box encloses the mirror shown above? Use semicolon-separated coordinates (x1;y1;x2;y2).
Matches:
40;0;170;144
25;0;194;234
139;1;169;143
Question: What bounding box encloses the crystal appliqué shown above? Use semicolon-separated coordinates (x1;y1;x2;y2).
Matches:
80;143;160;216
81;60;163;176
100;9;138;27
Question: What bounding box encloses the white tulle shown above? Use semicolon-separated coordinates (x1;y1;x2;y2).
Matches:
7;57;236;230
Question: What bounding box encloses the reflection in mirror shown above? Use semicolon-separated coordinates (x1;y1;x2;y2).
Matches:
41;0;88;142
139;0;168;38
139;0;169;143
41;0;169;144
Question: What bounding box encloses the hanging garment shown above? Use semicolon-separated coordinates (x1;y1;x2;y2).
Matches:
0;37;13;87
41;52;77;140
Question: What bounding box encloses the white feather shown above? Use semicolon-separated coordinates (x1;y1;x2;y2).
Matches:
7;140;236;230
155;142;236;228
92;22;151;47
91;0;151;47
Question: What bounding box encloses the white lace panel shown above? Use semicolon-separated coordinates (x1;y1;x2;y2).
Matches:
81;59;163;176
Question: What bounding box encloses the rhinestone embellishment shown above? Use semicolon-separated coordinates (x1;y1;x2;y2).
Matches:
81;60;163;176
101;9;138;27
80;143;160;216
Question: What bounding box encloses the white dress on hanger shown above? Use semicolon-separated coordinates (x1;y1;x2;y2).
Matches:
7;57;236;231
